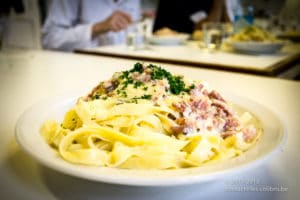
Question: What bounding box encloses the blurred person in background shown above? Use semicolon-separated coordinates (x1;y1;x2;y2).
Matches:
153;0;231;34
0;0;25;49
42;0;141;52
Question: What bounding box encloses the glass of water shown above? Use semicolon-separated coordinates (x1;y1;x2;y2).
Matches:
202;22;224;50
126;22;146;50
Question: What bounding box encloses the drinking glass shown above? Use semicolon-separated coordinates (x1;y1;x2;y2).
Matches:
202;22;224;50
126;22;146;50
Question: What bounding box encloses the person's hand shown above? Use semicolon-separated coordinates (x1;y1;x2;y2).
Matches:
104;10;132;32
92;11;132;38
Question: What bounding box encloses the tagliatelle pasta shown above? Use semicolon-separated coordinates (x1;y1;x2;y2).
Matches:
41;63;262;169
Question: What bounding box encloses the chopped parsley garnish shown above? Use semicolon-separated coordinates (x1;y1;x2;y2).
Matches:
130;94;152;102
150;65;171;80
120;71;129;79
143;86;148;91
134;81;144;88
92;94;100;100
148;64;189;95
114;63;194;99
183;83;196;93
116;89;127;97
121;90;127;97
140;94;152;99
189;84;196;89
121;77;133;90
129;62;144;73
92;94;108;100
168;75;186;95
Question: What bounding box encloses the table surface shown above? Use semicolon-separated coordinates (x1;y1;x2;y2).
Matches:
0;49;299;200
75;42;300;76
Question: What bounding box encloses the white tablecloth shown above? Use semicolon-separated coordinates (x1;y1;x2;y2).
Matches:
0;50;299;200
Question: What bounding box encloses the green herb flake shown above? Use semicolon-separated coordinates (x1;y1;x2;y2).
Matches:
150;65;171;80
134;81;143;88
92;94;100;100
141;94;152;99
122;91;127;97
184;83;196;93
130;62;144;73
118;63;193;97
119;71;129;80
190;84;196;89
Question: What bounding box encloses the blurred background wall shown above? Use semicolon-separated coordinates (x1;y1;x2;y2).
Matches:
0;0;41;49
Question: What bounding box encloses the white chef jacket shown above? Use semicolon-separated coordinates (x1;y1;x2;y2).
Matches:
42;0;141;51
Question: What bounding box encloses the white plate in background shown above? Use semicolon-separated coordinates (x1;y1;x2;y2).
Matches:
148;34;190;45
230;41;285;54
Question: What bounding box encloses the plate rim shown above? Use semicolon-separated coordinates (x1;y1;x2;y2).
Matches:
229;41;285;54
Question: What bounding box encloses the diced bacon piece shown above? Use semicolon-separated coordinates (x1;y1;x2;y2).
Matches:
132;71;152;82
103;80;113;88
172;125;185;134
82;82;105;101
190;97;209;111
103;80;118;93
156;79;170;89
173;117;197;134
172;101;189;113
131;72;140;79
190;83;204;97
212;117;226;130
143;74;152;82
224;117;240;131
183;106;192;118
172;125;194;135
221;131;236;139
212;99;233;116
242;125;257;142
202;89;209;96
209;90;226;102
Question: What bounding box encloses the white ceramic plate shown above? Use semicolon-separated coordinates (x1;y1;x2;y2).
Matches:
230;41;284;54
148;34;190;45
15;92;286;186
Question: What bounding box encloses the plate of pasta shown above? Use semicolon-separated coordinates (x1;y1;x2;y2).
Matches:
229;26;285;54
16;63;286;186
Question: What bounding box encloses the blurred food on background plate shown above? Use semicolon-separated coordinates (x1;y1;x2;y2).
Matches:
230;26;279;42
153;27;180;36
150;27;189;45
192;30;203;40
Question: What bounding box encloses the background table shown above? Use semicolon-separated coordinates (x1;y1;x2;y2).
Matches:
75;42;300;78
0;49;299;200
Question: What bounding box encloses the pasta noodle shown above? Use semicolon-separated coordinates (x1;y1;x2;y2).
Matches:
41;63;262;169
